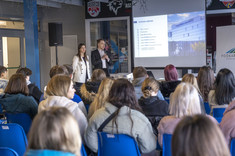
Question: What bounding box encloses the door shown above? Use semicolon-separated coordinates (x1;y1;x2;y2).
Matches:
0;29;25;79
86;17;131;74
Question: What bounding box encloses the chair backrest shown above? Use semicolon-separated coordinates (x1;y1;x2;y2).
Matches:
230;138;235;156
97;132;141;156
162;134;172;156
212;108;226;123
204;102;211;115
5;113;32;134
165;97;170;104
0;123;28;156
0;147;19;156
81;144;87;156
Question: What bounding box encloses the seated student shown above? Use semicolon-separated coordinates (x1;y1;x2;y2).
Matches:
208;68;235;110
182;74;205;114
25;107;82;156
0;66;8;94
62;64;84;105
39;75;87;137
160;64;181;98
220;99;235;146
88;78;114;119
197;66;215;102
0;73;38;119
157;83;217;147
172;115;230;156
132;66;164;100
85;79;156;154
16;67;43;103
79;69;106;106
138;77;168;134
40;65;86;115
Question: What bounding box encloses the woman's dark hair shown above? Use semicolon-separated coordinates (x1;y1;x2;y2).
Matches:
77;43;88;61
214;68;235;105
108;78;142;111
164;64;178;81
5;73;29;96
108;79;142;134
197;66;214;102
16;67;32;78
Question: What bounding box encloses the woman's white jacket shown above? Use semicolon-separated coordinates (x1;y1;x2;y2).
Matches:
72;55;91;83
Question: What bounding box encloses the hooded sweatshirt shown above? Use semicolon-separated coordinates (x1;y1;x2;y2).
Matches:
39;96;88;137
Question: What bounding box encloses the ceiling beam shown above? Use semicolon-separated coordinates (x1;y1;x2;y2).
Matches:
48;0;83;6
3;0;62;8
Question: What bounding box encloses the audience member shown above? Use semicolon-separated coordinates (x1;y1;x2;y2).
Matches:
132;66;164;100
157;82;217;146
72;43;91;93
26;107;81;156
197;66;215;102
172;115;230;156
85;79;156;154
208;68;235;109
38;75;87;137
138;77;168;135
0;73;38;119
88;78;114;119
0;66;8;94
40;65;85;113
182;73;205;114
16;67;43;103
160;64;181;97
220;99;235;146
79;69;106;106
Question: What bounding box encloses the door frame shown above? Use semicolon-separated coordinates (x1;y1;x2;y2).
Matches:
85;16;131;73
0;29;25;67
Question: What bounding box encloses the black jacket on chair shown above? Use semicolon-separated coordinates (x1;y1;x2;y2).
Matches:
91;49;113;70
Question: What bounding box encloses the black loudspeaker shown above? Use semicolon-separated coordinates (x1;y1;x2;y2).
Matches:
48;23;63;46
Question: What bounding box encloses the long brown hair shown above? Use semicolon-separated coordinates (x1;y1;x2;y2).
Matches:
197;66;214;102
172;115;230;156
108;79;142;134
77;43;88;61
5;73;29;96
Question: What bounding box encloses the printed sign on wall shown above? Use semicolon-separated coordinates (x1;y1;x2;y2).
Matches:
85;0;132;19
207;0;235;10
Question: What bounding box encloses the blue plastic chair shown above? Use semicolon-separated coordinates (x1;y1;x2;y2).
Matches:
204;102;211;115
165;98;170;104
97;132;141;156
81;144;87;156
162;134;172;156
0;123;28;156
0;147;19;156
231;138;235;156
212;107;226;123
5;113;32;135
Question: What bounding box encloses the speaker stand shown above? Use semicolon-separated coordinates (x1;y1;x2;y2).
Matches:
55;45;58;65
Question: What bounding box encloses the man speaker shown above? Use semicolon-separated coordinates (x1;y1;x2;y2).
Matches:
91;39;112;76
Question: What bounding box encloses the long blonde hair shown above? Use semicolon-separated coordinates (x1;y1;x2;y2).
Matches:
27;107;81;156
89;78;114;117
46;75;71;98
169;82;201;118
182;74;201;94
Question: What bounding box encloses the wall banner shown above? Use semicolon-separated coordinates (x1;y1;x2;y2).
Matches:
207;0;235;10
85;0;132;19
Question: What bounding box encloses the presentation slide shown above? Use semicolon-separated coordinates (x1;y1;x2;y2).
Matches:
133;11;206;67
134;15;168;57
